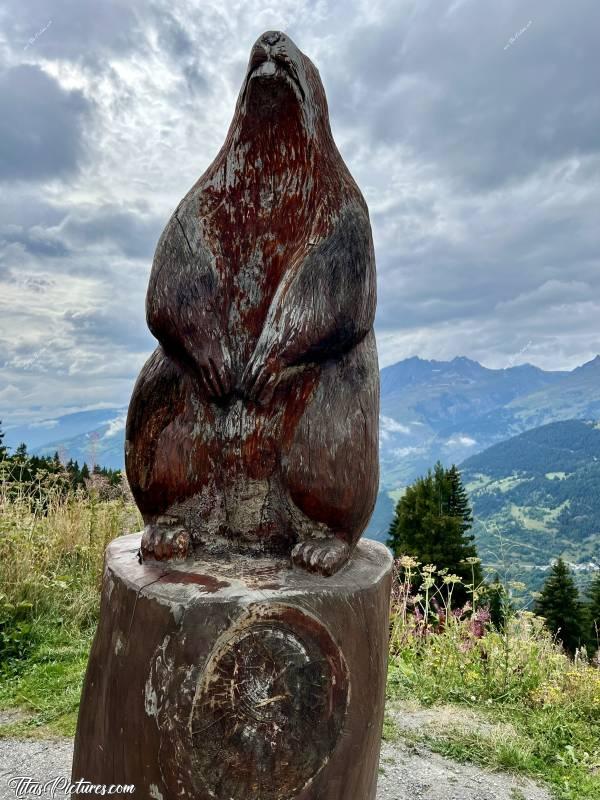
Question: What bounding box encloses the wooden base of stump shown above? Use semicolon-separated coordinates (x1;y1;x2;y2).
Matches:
72;533;392;800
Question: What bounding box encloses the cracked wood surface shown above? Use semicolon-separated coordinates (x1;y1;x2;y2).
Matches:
125;30;379;576
71;533;392;799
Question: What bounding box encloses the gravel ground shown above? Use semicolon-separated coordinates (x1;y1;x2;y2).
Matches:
0;739;73;799
377;737;550;800
0;735;550;800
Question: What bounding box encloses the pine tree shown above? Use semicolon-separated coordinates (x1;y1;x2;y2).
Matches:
387;462;482;605
534;558;585;656
447;464;473;533
14;442;28;459
0;420;6;460
586;571;600;653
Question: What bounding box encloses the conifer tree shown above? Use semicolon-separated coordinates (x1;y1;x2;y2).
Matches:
0;421;6;460
586;571;600;653
387;462;482;604
15;442;28;459
534;558;585;656
447;464;473;533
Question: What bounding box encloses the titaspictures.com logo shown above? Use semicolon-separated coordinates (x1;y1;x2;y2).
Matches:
6;775;135;797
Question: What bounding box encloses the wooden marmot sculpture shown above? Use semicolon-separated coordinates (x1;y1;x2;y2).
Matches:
125;30;379;576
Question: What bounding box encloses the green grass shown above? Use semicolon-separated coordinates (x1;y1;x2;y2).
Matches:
386;693;600;799
0;467;140;737
419;714;600;800
1;472;600;800
0;623;94;738
381;711;401;743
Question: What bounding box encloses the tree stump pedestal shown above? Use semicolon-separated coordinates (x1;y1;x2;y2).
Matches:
72;533;392;800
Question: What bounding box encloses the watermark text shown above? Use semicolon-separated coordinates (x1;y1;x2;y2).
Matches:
7;775;135;798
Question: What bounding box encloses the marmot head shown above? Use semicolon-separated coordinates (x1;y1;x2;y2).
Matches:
235;31;330;141
204;31;360;217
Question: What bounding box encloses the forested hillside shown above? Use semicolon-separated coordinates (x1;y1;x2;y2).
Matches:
461;419;600;589
369;354;600;540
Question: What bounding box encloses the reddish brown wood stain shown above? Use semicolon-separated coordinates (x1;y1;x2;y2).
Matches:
71;533;392;800
125;30;379;575
158;572;230;592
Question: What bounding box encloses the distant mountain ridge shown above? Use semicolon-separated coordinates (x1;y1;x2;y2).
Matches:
4;408;127;470
378;356;569;488
372;354;600;539
5;356;599;593
5;355;600;528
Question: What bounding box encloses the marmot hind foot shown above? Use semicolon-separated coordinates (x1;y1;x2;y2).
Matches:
141;523;191;561
291;538;350;576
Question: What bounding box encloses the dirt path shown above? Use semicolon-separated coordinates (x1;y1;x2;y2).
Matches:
0;736;551;800
0;702;550;800
378;737;550;800
0;738;73;799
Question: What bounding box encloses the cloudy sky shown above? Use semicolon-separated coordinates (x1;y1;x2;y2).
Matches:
1;0;599;426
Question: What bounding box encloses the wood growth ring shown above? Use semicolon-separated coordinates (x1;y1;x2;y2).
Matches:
190;605;349;799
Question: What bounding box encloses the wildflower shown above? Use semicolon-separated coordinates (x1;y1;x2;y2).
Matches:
444;574;462;584
508;581;526;592
470;617;486;638
397;556;419;569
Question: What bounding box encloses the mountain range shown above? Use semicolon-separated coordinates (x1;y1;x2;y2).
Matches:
4;355;600;583
369;354;600;540
4;407;127;469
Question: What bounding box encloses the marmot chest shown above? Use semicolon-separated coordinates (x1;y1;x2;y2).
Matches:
207;183;314;352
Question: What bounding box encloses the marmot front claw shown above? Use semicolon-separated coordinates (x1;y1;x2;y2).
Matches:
291;538;350;576
141;524;191;561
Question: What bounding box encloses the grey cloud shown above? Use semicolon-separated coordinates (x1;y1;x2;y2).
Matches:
1;0;599;424
0;224;69;258
0;64;90;182
326;0;600;190
4;0;142;66
0;203;163;266
149;9;210;96
58;205;164;259
63;307;154;352
155;11;194;57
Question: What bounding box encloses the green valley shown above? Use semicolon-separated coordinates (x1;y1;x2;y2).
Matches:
461;419;600;591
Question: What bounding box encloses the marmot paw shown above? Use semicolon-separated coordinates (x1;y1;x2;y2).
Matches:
141;524;191;561
291;538;350;576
